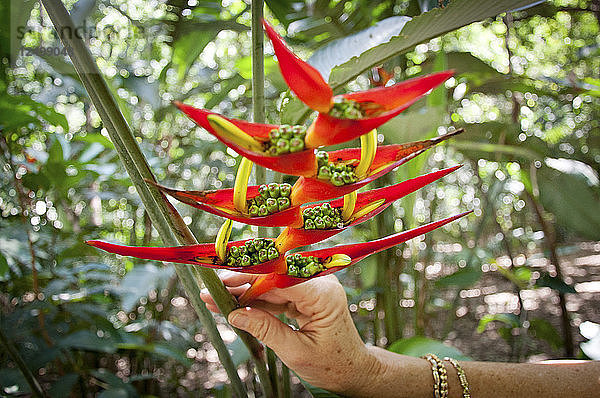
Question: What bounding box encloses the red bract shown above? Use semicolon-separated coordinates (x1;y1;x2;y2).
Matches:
262;20;453;147
174;103;318;177
86;239;285;274
275;165;462;252
147;181;304;227
238;211;472;304
290;129;462;204
148;165;460;231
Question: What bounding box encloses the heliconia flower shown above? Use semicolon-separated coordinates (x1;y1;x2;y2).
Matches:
290;129;462;204
238;211;472;304
262;19;454;148
86;238;287;274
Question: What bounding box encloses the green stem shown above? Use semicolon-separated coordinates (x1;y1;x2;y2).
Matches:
38;1;268;396
0;328;46;398
250;2;276;396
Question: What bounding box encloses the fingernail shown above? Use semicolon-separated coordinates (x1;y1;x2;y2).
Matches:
228;310;249;329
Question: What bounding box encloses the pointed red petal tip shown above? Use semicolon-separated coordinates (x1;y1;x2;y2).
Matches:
262;19;333;113
290;132;463;205
86;239;284;274
277;165;462;252
239;210;472;304
174;102;276;140
147;182;304;227
305;71;454;148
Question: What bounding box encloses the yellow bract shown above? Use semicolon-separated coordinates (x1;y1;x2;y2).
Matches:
342;190;357;221
206;114;265;153
215;219;232;262
233;157;253;213
351;199;385;220
355;129;377;179
325;254;352;269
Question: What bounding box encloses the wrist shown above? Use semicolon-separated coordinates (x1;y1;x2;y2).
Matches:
333;345;386;397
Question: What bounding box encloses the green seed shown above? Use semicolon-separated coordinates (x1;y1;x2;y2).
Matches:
276;139;290;154
268;183;280;198
318;166;332;180
279;183;292;197
280;125;292;140
266;198;279;213
302;207;314;219
245;240;255;253
268;146;279;156
321;202;332;215
249;205;259;217
277;197;291;211
289;137;304;153
269;129;280;143
331;172;345;186
267;247;279;260
314;217;326;230
241;255;252;267
316;151;329;166
226;257;236;266
323;216;333;229
258;249;268;263
258;205;269;216
259;184;269;198
292;125;306;136
341;171;354;184
288;264;299;276
305;219;315;229
229;246;239;257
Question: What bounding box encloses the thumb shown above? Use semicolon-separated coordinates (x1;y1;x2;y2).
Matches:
228;307;299;352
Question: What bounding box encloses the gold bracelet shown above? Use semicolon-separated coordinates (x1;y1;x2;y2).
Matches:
422;353;449;398
443;357;471;398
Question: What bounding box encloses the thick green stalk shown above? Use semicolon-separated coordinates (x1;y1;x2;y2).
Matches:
38;1;273;396
250;1;277;396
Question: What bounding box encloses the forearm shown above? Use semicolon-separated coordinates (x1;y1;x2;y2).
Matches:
346;347;600;398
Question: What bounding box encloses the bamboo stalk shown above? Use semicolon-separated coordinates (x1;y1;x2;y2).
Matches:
38;1;266;396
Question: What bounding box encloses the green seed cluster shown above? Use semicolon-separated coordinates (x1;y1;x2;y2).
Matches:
225;238;279;267
316;150;358;186
285;253;326;277
247;183;292;217
329;97;365;119
264;125;307;155
302;202;345;230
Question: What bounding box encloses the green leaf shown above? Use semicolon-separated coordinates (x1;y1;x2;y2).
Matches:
118;263;174;312
537;164;600;241
328;0;544;89
172;31;216;79
49;373;79;398
528;318;563;350
116;342;192;366
0;252;9;281
477;313;520;333
58;330;118;353
388;336;471;360
535;273;577;294
435;266;482;288
308;16;412;82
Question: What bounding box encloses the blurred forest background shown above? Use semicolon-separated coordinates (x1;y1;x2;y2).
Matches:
1;0;600;396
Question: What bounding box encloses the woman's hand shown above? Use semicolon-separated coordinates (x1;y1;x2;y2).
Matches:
200;272;378;395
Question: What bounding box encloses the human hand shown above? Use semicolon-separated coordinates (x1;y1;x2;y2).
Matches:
200;272;378;395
